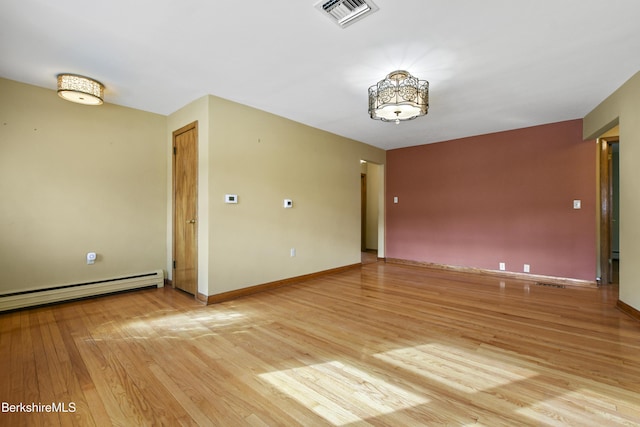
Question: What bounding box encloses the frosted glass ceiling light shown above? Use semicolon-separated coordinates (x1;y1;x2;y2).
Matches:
368;70;428;124
57;74;104;105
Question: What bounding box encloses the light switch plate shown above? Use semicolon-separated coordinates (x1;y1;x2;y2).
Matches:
573;199;581;209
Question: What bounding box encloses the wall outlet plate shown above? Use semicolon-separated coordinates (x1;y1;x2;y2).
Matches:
87;252;97;265
225;194;238;204
284;199;293;208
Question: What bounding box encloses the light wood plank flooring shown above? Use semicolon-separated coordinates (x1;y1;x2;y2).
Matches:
1;261;639;426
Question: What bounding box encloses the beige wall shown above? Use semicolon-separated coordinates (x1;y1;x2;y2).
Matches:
169;95;386;297
0;78;167;293
584;71;640;310
166;96;210;296
206;95;385;295
0;79;384;299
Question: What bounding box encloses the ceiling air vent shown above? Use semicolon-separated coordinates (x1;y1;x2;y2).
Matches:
315;0;379;28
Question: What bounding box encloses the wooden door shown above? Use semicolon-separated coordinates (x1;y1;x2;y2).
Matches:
173;122;198;295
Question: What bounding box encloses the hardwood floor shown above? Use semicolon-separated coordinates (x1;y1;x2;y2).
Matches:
361;250;378;265
1;261;639;426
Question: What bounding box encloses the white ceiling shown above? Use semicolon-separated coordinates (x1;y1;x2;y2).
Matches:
2;0;639;150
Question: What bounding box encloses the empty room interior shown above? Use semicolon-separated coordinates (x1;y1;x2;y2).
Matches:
2;1;640;425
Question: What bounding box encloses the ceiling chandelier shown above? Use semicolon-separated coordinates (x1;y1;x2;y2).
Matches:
368;70;429;124
57;74;104;105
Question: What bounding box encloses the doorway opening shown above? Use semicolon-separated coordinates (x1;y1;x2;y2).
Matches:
360;160;384;264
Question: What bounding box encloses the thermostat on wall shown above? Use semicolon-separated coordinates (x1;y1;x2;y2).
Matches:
225;194;238;204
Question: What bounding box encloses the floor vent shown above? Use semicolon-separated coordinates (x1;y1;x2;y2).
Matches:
315;0;379;28
535;282;566;289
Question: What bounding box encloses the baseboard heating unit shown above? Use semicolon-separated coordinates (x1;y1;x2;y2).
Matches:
0;270;164;312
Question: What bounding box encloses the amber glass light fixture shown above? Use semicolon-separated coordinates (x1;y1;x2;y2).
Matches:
368;70;428;124
57;74;104;105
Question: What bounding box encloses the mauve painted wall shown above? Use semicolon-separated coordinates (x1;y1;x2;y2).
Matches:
386;119;596;281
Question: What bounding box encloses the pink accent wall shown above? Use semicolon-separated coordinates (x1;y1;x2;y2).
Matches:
386;119;596;281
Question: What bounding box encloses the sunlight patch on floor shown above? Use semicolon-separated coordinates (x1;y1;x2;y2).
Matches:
515;387;638;426
374;343;538;394
259;360;429;425
96;310;249;341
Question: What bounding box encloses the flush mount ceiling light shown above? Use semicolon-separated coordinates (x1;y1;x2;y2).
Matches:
57;74;104;105
368;70;429;124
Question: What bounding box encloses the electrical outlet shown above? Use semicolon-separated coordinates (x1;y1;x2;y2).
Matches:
499;262;506;271
290;248;296;257
524;264;530;273
87;252;97;265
